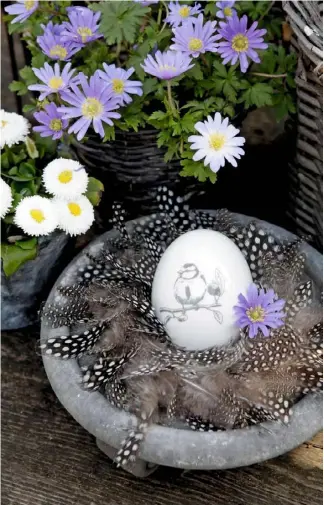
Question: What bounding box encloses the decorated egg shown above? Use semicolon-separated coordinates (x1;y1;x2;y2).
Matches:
151;229;253;350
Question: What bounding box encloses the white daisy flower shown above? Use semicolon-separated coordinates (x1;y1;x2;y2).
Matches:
188;113;245;173
14;196;58;236
0;110;30;149
54;195;94;236
42;158;89;199
0;178;13;218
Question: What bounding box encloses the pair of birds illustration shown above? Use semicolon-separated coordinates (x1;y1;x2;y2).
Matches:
174;263;223;311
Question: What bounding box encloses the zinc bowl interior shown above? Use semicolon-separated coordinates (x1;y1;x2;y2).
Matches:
41;212;323;470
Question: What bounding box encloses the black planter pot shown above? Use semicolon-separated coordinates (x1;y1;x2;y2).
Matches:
71;129;206;218
1;232;74;330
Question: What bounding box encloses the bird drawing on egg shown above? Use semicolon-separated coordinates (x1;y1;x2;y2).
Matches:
160;263;225;325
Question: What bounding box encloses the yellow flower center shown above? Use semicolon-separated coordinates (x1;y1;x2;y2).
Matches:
209;133;226;151
50;119;63;131
30;209;45;223
68;202;82;216
112;78;125;94
232;34;249;52
48;76;64;90
246;306;265;323
58;170;73;184
77;26;93;43
188;37;203;51
1;120;8;128
223;7;233;17
25;0;35;11
179;6;190;17
81;97;103;119
49;45;68;60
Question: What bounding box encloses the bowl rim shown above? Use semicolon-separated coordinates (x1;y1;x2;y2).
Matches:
41;212;323;470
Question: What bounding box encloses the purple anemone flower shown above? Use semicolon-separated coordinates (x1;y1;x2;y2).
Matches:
216;15;268;73
96;64;143;105
234;284;286;338
61;7;102;47
28;62;77;101
4;0;38;24
37;22;81;61
170;14;218;58
58;72;121;141
141;50;194;80
33;103;68;140
165;2;202;27
216;1;237;19
133;1;159;6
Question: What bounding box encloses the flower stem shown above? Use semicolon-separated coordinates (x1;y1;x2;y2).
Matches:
201;54;210;69
166;81;177;117
158;1;168;34
250;72;287;78
157;5;162;25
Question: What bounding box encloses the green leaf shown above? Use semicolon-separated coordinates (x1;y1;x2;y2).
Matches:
186;63;204;81
9;80;28;96
31;53;47;69
93;2;150;45
213;61;228;79
239;83;274;108
19;66;37;86
22;104;37;113
85;177;104;206
1;239;38;277
25;137;39;159
103;124;115;142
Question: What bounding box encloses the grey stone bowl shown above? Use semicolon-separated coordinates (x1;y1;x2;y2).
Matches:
41;213;323;475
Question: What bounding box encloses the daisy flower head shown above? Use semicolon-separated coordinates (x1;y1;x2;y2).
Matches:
37;22;81;61
96;64;143;106
216;15;268;73
14;196;58;236
234;283;286;338
54;195;94;236
4;0;38;24
0;110;30;149
58;72;121;141
42;158;89;200
165;2;202;27
61;7;102;47
28;62;78;101
33;103;68;140
188;112;245;173
0;178;13;218
170;14;219;58
141;50;194;80
216;1;237;19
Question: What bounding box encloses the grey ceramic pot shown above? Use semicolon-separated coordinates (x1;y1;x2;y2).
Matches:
41;213;323;476
2;232;72;330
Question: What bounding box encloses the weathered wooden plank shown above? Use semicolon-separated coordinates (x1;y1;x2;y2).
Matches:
2;327;322;505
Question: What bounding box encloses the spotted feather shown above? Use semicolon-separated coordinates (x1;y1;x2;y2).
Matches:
186;416;218;432
115;420;148;467
105;379;127;409
285;281;313;324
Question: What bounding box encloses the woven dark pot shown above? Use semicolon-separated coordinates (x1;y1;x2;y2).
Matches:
283;1;323;250
71;129;206;217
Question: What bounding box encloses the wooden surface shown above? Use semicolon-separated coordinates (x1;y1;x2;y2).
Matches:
2;327;323;505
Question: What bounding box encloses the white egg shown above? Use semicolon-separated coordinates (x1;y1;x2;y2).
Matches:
151;229;253;350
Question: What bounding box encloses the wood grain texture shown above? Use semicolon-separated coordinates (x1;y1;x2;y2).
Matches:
2;327;323;505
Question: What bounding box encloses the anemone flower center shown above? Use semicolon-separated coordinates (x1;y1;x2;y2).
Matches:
209;133;226;151
159;64;177;72
223;7;233;16
112;78;125;94
246;305;265;323
81;97;103;119
179;6;190;17
1;120;8;128
50;119;63;131
68;202;82;216
232;34;249;52
25;0;35;11
49;76;64;90
30;209;45;223
77;26;93;43
50;45;68;60
188;37;203;51
58;170;73;184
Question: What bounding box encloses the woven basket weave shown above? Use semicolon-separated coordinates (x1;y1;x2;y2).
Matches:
283;1;323;249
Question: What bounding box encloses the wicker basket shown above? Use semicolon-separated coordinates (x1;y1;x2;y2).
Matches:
283;1;323;250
